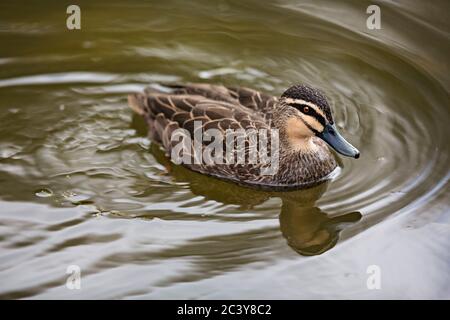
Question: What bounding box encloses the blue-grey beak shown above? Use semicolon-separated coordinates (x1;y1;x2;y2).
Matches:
317;124;360;159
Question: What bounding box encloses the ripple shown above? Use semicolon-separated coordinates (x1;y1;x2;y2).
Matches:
0;0;448;299
34;188;53;198
0;72;118;88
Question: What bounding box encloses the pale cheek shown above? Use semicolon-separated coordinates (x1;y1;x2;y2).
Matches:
286;118;314;139
302;115;324;133
285;118;315;152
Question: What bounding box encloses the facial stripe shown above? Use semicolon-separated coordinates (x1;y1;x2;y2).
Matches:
284;98;328;128
301;114;324;132
288;103;327;128
284;98;327;119
298;115;319;135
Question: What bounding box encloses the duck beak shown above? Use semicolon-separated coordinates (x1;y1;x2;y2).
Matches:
317;124;360;159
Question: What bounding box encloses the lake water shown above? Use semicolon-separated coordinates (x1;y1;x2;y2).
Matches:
0;0;449;299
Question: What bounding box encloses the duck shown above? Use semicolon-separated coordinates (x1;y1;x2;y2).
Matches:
128;83;360;190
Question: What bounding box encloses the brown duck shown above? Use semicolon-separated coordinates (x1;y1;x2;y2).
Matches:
128;83;359;190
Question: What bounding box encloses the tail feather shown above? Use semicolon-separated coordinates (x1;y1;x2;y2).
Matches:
127;93;147;116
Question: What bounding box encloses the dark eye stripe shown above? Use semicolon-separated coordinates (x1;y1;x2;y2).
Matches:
290;103;327;127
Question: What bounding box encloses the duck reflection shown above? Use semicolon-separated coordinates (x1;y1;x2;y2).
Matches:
279;194;361;256
149;146;360;256
133;115;361;256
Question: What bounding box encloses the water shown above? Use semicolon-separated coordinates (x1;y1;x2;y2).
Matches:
0;0;449;299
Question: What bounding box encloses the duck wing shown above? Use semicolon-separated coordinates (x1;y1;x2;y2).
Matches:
150;83;278;116
226;86;278;115
128;91;268;155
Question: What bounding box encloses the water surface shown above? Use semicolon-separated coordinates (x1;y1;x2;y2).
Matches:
0;0;449;299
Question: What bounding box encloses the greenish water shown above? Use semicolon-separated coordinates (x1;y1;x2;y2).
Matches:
0;0;449;299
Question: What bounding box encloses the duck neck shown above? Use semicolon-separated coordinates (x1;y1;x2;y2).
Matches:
274;134;337;186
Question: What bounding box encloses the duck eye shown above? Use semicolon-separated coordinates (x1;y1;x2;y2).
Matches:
303;106;309;113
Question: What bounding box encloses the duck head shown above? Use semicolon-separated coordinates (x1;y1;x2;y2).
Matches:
276;84;360;158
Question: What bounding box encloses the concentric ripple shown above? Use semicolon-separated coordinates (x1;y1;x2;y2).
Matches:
0;0;448;299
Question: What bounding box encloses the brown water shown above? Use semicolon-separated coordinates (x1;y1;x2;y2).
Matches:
0;0;449;299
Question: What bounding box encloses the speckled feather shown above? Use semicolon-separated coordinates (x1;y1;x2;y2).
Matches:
128;83;337;189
